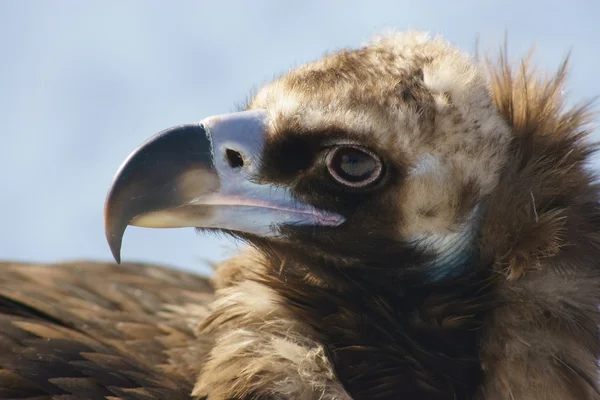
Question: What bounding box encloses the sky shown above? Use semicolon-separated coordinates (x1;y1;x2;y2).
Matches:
1;0;599;277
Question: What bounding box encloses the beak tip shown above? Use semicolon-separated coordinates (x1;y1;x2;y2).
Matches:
108;240;122;264
110;245;122;264
105;219;124;265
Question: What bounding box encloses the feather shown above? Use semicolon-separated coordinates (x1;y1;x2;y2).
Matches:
0;261;214;399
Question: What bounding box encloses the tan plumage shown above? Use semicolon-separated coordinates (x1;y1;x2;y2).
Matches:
2;31;600;399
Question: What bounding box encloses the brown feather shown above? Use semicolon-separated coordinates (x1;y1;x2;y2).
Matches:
0;261;214;399
475;47;600;399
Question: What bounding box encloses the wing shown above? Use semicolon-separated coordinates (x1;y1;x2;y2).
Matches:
0;260;215;399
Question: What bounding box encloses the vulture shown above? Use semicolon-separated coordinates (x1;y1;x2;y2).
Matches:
2;31;600;400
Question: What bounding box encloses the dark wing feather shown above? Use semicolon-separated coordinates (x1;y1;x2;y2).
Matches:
0;261;215;399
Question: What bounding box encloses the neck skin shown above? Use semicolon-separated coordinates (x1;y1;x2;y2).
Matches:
416;204;483;281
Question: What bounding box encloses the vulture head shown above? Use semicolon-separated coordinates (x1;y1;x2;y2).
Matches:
104;31;599;399
105;32;511;278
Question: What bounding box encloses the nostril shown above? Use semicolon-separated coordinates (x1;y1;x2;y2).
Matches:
225;148;244;169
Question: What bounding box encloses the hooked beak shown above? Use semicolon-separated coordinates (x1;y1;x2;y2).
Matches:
104;110;344;263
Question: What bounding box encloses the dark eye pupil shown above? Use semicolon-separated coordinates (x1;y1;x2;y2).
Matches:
326;146;382;187
339;151;375;181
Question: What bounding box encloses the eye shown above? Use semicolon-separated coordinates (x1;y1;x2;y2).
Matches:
325;145;383;188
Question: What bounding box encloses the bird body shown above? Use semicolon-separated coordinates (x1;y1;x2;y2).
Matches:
3;31;600;399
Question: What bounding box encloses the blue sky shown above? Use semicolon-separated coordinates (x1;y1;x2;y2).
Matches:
1;1;599;276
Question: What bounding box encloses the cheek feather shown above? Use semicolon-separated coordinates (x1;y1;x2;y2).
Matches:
409;153;445;179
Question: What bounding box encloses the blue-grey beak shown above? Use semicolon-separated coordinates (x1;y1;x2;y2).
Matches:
104;110;344;263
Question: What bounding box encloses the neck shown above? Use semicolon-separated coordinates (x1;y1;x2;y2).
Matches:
258;244;494;400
